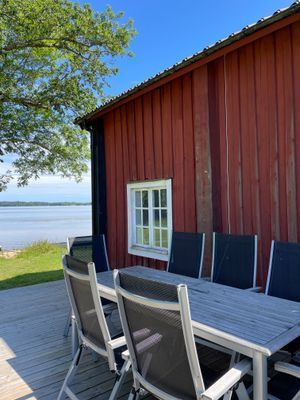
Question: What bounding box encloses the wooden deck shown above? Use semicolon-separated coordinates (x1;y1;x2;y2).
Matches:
0;280;133;400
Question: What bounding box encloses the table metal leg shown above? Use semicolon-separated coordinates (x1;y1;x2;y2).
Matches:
253;351;268;400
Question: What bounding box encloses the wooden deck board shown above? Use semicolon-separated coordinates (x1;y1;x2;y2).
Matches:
0;280;134;400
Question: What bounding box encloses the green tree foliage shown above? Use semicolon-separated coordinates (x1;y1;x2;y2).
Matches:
0;0;135;190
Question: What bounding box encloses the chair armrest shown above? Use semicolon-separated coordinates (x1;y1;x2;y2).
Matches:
245;286;262;293
201;359;251;400
122;349;130;361
107;335;126;350
274;362;300;379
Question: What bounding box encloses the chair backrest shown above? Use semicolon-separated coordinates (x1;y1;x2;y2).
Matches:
67;235;110;273
211;232;257;289
266;240;300;302
167;232;205;279
62;255;113;361
114;271;205;400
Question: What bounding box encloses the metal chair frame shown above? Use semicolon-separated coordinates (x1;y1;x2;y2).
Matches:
58;256;130;400
114;271;251;400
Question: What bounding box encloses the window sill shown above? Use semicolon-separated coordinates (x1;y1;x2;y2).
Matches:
128;245;169;261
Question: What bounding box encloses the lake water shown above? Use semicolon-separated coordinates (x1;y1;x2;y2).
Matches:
0;206;92;249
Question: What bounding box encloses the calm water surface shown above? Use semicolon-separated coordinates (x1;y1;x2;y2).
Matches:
0;206;92;249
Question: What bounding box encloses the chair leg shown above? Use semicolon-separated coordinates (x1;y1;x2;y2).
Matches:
63;308;72;337
57;344;83;400
108;359;131;400
71;315;79;358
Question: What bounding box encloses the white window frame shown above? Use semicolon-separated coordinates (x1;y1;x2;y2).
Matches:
127;179;172;261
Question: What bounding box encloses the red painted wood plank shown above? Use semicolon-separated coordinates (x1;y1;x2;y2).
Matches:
152;88;163;178
134;97;145;181
238;43;261;236
214;58;229;232
161;83;173;177
114;109;125;268
192;65;213;275
142;93;155;179
171;78;185;231
103;112;117;268
254;35;277;285
291;21;300;242
275;27;297;242
126;101;138;181
120;105;131;266
182;73;196;232
225;51;243;234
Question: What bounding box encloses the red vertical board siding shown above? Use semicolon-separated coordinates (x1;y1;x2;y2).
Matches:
152;89;163;178
142;93;155;179
161;83;173;177
182;74;196;232
134;97;145;181
254;36;276;284
103;112;117;268
292;22;300;241
101;19;300;284
224;51;244;234
113;109;125;268
192;65;213;275
275;27;297;242
238;43;263;273
214;58;229;232
171;79;185;231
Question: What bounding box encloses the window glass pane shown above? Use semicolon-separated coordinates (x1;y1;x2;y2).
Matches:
136;227;142;245
161;189;167;207
135;209;141;225
154;209;160;227
135;191;141;207
143;210;149;226
142;191;148;207
161;209;167;228
143;228;149;245
153;190;159;208
162;229;168;248
154;229;161;247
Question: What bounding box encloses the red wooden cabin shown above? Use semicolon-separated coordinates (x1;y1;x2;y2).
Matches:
77;3;300;286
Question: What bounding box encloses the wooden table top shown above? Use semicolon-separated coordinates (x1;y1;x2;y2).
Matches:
97;266;300;357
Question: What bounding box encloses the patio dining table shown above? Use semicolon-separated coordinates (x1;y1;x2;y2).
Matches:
96;265;300;400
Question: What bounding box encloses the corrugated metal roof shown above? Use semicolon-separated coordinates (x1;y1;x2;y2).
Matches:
76;1;300;125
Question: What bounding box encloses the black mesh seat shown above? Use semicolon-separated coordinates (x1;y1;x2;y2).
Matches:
58;255;130;400
168;231;205;278
211;232;257;289
114;271;251;400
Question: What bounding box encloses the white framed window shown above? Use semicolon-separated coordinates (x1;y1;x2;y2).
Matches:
127;179;172;261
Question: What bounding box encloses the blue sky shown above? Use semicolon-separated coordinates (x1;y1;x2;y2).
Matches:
1;0;292;202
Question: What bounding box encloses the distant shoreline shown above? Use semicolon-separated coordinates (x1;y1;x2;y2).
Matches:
0;201;91;207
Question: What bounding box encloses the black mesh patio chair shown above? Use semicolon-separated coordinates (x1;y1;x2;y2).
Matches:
266;240;300;302
167;231;205;279
114;271;251;400
267;361;300;399
266;240;300;357
63;235;116;341
211;232;258;289
58;255;130;400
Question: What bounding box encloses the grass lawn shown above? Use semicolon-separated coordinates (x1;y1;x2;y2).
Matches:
0;241;66;290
